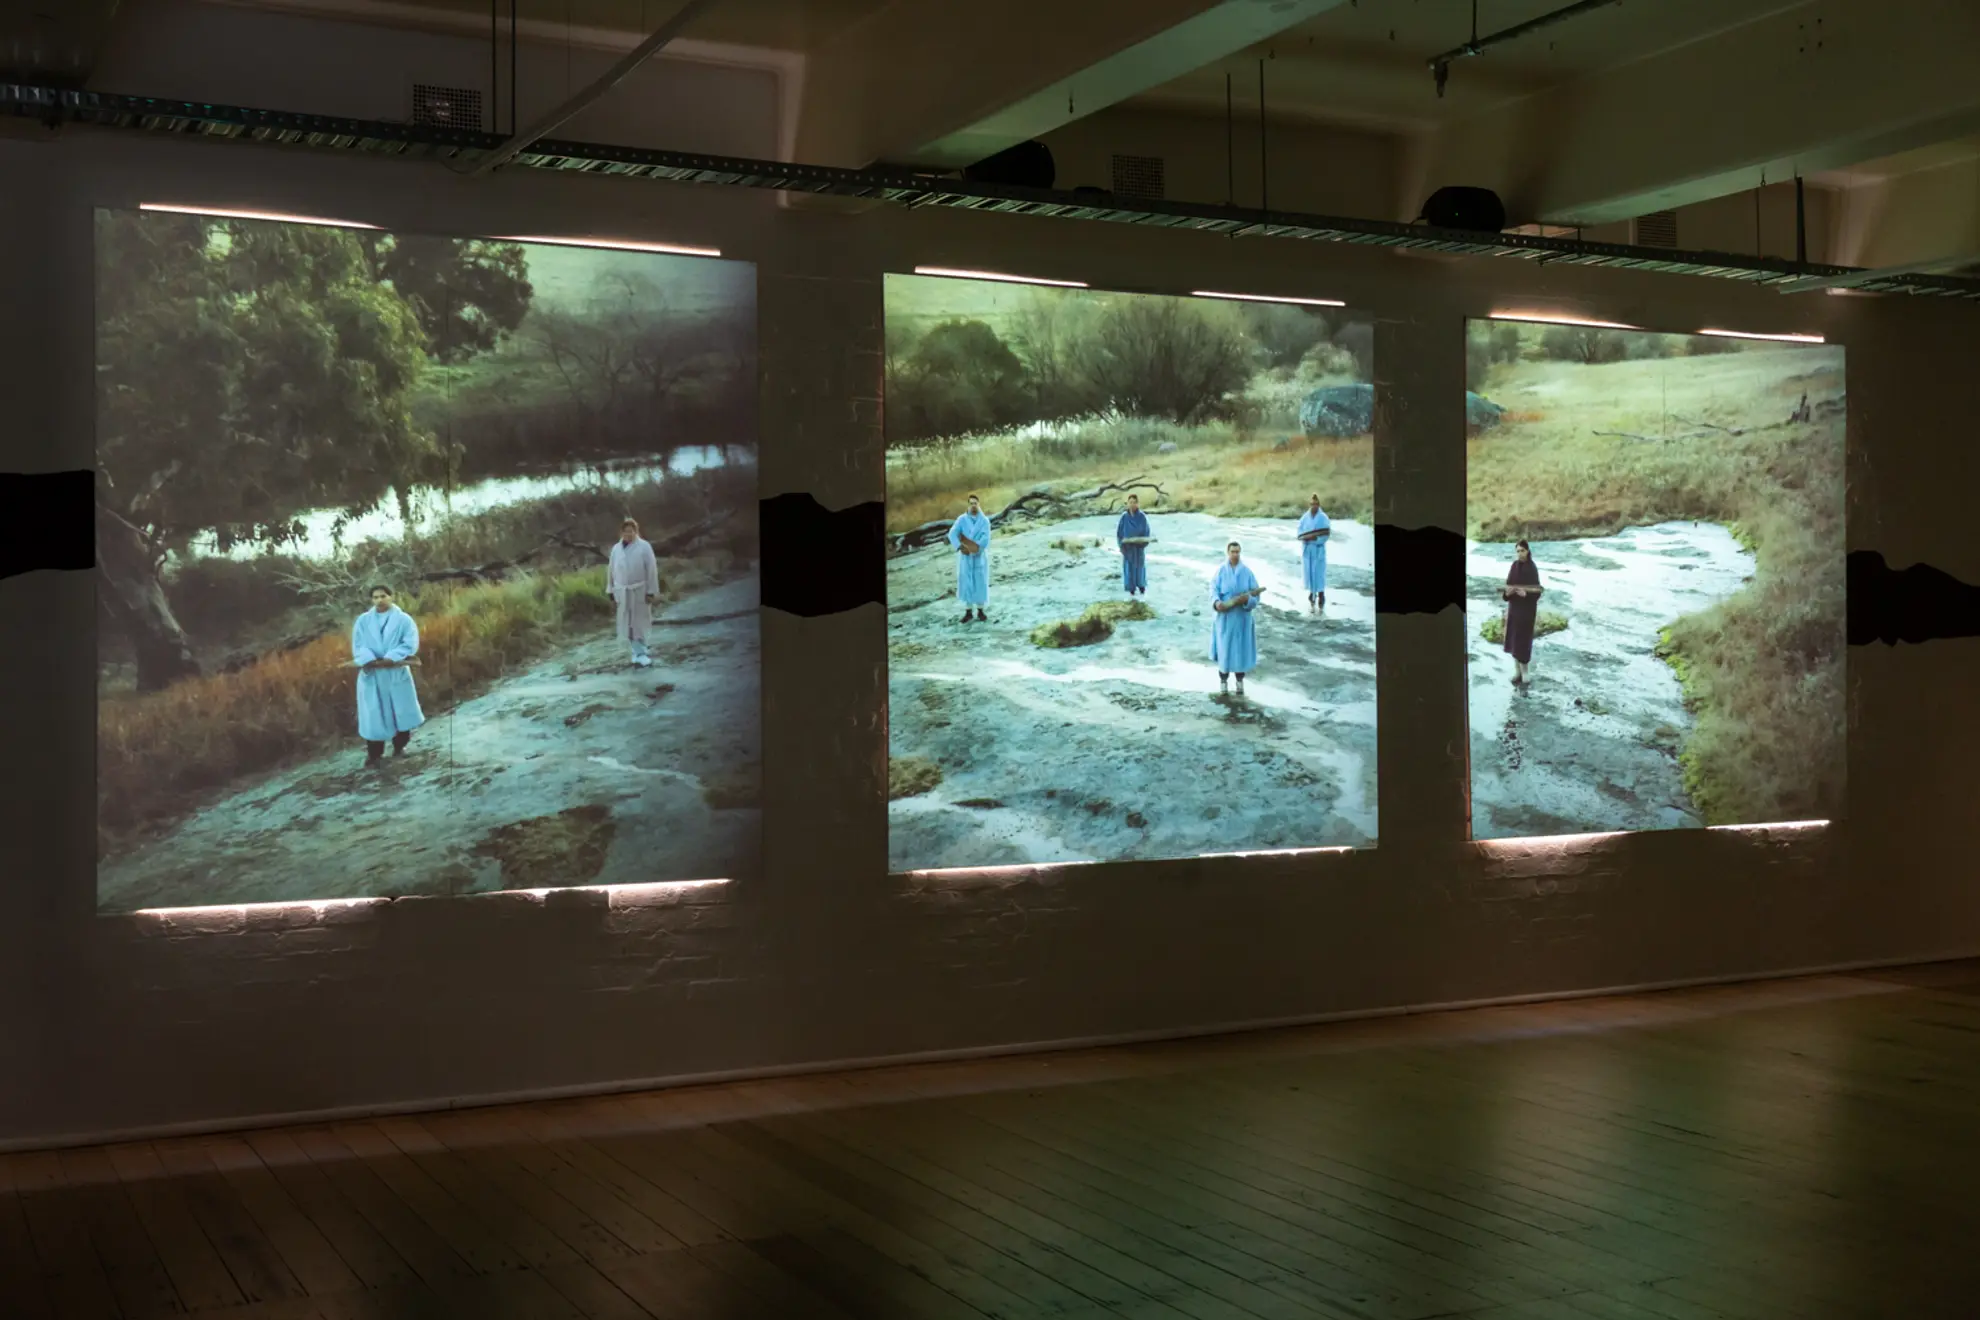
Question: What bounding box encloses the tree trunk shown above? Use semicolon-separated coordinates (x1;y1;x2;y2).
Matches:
96;504;201;692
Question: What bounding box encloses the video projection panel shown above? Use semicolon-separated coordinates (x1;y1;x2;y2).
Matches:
1463;319;1845;839
94;208;761;911
885;273;1378;871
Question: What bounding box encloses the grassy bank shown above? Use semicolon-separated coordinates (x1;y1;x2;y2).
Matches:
888;415;1371;535
100;470;756;846
1470;345;1846;824
115;466;758;687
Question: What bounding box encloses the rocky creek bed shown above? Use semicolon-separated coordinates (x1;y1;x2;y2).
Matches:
97;574;762;911
887;511;1379;871
1467;522;1754;839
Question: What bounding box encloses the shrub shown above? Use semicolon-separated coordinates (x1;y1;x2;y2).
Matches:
1071;297;1252;424
888;319;1030;441
167;553;309;641
1240;302;1331;370
1329;320;1374;381
1480;609;1568;645
1539;325;1629;364
1490;322;1524;364
888;756;943;800
1029;599;1156;648
1466;334;1492;392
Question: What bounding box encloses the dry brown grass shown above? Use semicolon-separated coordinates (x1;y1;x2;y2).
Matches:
889;422;1371;534
99;553;740;845
1029;599;1157;649
1470;344;1846;824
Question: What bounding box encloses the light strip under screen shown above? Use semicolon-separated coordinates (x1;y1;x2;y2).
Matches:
1487;311;1637;330
912;265;1089;288
139;202;380;230
494;235;723;257
1698;328;1827;343
1193;290;1347;308
133;877;731;917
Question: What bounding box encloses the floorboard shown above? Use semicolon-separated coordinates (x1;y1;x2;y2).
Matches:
8;965;1980;1317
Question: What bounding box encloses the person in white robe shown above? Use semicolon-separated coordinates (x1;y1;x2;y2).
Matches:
1209;541;1264;696
1296;493;1331;609
352;585;424;764
606;518;661;667
948;494;993;623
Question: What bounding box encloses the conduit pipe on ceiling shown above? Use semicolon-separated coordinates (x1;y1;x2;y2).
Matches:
11;80;1980;301
1777;253;1980;294
471;0;722;176
1429;0;1627;96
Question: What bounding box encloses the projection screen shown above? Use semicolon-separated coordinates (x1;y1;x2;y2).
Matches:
94;208;761;911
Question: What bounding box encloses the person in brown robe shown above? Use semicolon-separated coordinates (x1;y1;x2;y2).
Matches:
1500;540;1544;685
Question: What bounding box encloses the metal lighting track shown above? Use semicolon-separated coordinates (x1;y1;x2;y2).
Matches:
8;80;1980;302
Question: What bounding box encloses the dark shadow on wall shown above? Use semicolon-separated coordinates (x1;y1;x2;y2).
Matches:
1375;523;1465;614
760;493;884;617
1848;551;1980;645
0;471;93;579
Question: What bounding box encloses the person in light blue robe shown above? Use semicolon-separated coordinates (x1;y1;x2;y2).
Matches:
948;494;994;622
1296;493;1332;609
353;585;425;764
1209;541;1263;695
1115;494;1152;595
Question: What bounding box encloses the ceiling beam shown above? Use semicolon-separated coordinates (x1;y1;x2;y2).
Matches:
1418;0;1980;228
793;0;1351;171
12;76;1980;300
1825;152;1980;274
0;1;125;86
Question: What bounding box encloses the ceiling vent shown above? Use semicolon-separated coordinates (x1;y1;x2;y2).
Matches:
1110;154;1165;201
1634;210;1679;248
410;82;484;131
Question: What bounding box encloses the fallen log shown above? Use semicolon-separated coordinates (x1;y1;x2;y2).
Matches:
890;477;1167;554
1670;415;1746;436
1592;429;1717;443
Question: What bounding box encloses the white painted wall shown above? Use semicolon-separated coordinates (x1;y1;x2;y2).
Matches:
3;6;1979;1147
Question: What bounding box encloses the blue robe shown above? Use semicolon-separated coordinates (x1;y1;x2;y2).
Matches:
1209;562;1261;674
1297;506;1331;593
352;605;425;742
948;510;992;606
1116;509;1151;592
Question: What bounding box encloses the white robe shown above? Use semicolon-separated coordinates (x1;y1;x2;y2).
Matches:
607;537;661;642
351;605;424;741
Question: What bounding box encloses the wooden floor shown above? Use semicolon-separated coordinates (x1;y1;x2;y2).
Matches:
8;964;1980;1319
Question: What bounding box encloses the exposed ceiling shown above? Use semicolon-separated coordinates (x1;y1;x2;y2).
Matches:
0;1;125;83
42;0;1980;274
206;0;885;50
1127;0;1808;132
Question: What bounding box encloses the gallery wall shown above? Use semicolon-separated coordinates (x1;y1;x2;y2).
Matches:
4;121;1980;1149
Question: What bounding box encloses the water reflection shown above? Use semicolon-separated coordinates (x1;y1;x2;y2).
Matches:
199;446;731;561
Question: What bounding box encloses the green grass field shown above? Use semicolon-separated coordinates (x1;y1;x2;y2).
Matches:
1468;335;1846;826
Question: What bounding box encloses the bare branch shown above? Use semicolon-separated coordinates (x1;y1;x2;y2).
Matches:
889;477;1168;553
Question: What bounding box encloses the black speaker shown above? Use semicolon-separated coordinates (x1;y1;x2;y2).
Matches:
1417;186;1507;232
962;140;1056;190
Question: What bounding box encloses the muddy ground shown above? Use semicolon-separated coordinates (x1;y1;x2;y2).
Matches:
887;512;1378;871
1466;523;1753;839
97;574;761;911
